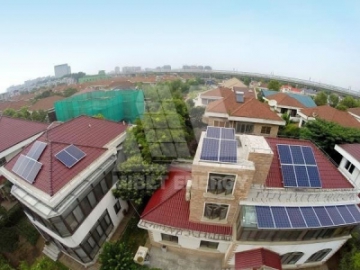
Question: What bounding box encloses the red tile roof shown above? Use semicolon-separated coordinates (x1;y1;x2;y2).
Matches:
300;105;360;129
235;248;282;270
206;88;283;122
338;144;360;163
5;116;127;196
0;100;30;112
265;137;353;189
200;87;233;98
348;107;360;117
266;92;305;108
30;95;64;111
0;116;47;153
141;167;232;236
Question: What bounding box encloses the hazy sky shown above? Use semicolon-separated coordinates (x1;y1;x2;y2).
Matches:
1;0;360;93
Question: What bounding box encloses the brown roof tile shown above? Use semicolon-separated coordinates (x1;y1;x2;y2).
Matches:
300;105;360;129
0;100;30;112
30;95;64;111
348;107;360;117
266;92;305;108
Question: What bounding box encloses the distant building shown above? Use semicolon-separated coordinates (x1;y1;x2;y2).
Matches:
115;67;120;74
122;66;141;73
54;64;71;78
162;65;171;70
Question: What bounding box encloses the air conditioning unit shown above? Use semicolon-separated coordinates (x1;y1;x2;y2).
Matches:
185;180;192;201
134;246;149;265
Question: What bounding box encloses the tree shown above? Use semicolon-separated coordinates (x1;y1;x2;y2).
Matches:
19;256;67;270
314;91;328;106
16;107;31;120
112;155;167;205
338;96;359;109
2;108;17;117
99;242;141;270
267;80;281;91
242;77;251;86
189;106;205;128
329;93;339;107
63;87;78;97
339;233;360;270
336;104;348;111
34;90;52;100
0;227;19;252
300;119;360;164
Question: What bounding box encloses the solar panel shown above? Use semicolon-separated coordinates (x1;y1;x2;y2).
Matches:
290;146;305;164
281;165;297;187
277;145;292;164
337;205;355;223
286;207;307;228
302;146;316;165
200;138;220;161
55;145;86;168
346;205;360;222
294;165;310;187
255;206;275;228
301;207;320;227
306;166;322;188
221;128;235;140
12;154;42;184
27;141;47;161
219;140;237;163
206;127;221;139
313;207;333;227
271;207;291;228
326;206;345;225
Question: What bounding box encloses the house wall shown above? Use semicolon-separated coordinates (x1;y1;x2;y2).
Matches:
229;237;348;269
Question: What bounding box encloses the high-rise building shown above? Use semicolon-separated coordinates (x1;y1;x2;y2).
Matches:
54;64;71;78
115;66;120;74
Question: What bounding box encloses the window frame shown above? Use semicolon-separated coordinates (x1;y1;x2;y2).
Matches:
260;126;271;135
281;252;304;265
114;200;122;215
305;249;332;263
199;240;219;249
345;160;355;174
207;172;236;196
161;233;178;243
203;203;229;221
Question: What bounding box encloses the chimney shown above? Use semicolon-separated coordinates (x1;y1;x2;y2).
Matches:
235;91;244;103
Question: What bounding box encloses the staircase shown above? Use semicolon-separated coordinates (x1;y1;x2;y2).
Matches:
43;242;61;261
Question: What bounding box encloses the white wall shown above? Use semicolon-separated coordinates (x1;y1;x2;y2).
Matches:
151;229;230;253
229;238;348;268
29;185;128;248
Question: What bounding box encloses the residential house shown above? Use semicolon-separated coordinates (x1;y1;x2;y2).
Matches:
139;126;360;269
280;85;304;95
0;116;129;266
0;100;30;114
298;105;360;128
203;87;285;137
263;92;316;121
347;108;360;122
335;143;360;189
220;78;247;88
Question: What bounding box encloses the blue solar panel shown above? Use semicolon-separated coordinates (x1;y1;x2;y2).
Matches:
12;154;42;184
290;146;305;164
337;205;355;223
294;165;310;187
301;207;320;227
200;138;220;161
286;207;307;228
55;150;77;168
302;146;316;165
256;206;275;228
326;206;345;225
346;205;360;222
219;140;237;163
277;145;292;164
306;166;321;188
313;207;333;227
271;207;291;228
221;128;235;140
206;127;221;139
281;165;297;187
65;145;86;160
27;141;47;161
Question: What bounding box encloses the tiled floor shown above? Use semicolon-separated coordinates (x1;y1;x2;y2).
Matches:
147;247;222;270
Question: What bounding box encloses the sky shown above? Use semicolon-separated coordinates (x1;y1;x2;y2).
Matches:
1;0;360;93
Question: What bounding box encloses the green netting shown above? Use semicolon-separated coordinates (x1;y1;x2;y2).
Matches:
54;89;144;123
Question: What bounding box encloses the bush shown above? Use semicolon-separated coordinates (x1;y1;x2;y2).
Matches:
16;218;40;246
0;227;19;252
6;204;25;227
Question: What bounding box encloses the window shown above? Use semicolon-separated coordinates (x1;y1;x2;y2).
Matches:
200;240;219;249
235;123;254;134
281;252;304;265
114;200;122;214
345;161;355;174
0;157;6;166
261;126;271;134
161;233;178;243
204;204;228;220
214;121;226;127
305;249;332;263
207;173;235;195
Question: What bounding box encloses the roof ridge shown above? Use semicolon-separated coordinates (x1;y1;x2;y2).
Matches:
49;140;108;150
141;179;186;218
48;139;54;196
1;115;48;126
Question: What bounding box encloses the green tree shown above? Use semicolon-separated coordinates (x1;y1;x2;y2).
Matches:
99;242;140;270
339;233;360;270
329;93;339;107
0;227;19;252
93;113;105;119
2;108;17;117
267;80;281;91
339;96;359;109
0;255;14;270
19;256;67;270
34;90;52;100
300;119;360;163
63;87;78;97
112;155;167;205
16;107;31;120
314;91;328;106
336;104;348;111
242;77;251;86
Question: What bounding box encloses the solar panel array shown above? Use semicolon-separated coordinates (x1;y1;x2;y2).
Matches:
200;127;237;163
27;141;47;161
12;154;42;184
277;144;322;188
255;205;360;229
55;145;86;168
